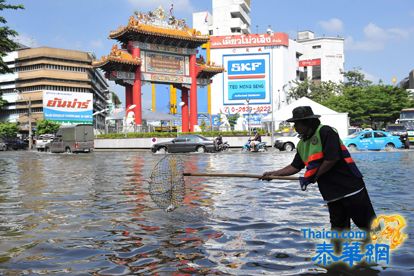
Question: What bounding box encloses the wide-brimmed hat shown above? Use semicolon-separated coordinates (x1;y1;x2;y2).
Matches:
286;106;321;122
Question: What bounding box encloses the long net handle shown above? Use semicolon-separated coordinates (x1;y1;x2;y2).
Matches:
183;172;299;181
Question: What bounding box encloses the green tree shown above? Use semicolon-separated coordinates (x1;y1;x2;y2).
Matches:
227;113;239;130
110;91;121;107
342;68;372;87
36;120;60;135
323;85;414;127
0;122;18;138
288;79;341;102
199;119;207;132
0;0;24;74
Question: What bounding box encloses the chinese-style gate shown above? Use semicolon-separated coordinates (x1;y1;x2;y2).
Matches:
93;7;223;132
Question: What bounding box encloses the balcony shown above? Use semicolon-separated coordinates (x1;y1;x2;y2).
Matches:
229;5;251;26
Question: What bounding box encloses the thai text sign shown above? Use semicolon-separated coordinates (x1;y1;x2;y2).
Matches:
43;91;93;124
299;58;321;67
210;33;289;49
223;54;271;105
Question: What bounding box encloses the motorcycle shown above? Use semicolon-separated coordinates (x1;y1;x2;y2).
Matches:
242;139;267;152
215;137;230;152
216;141;230;151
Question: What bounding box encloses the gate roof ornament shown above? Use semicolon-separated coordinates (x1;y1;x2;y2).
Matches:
109;7;209;47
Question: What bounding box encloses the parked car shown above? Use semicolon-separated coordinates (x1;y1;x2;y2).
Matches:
151;134;216;153
0;141;6;151
342;130;403;150
45;124;94;153
385;124;410;149
274;132;300;151
35;134;55;152
2;138;28;150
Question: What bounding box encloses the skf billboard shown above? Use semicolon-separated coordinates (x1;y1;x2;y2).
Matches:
223;54;270;105
43;91;93;124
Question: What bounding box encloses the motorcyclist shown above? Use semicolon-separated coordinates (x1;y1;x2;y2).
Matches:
250;128;262;151
215;134;223;150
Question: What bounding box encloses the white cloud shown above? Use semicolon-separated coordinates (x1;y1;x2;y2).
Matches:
318;18;343;33
15;33;39;48
90;39;104;49
345;23;412;51
127;0;194;13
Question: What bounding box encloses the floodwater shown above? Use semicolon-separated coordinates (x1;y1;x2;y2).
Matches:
0;149;413;275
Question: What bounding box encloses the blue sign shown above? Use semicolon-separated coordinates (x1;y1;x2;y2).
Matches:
228;59;265;75
228;80;266;100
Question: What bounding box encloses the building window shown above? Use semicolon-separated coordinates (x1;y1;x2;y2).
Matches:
312;65;321;80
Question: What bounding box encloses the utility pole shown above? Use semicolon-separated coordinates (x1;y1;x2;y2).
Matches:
14;89;32;150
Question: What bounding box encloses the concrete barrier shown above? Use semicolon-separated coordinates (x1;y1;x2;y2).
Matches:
94;136;273;150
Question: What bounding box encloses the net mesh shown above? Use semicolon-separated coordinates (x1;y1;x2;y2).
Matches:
149;155;185;210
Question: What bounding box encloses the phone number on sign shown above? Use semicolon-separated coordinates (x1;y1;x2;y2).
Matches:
223;105;271;114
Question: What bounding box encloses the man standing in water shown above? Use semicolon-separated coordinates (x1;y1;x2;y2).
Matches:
261;106;376;232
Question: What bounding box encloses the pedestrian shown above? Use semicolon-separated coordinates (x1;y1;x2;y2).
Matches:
261;106;376;233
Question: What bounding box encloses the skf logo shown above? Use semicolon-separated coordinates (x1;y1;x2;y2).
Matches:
228;59;265;75
231;62;262;72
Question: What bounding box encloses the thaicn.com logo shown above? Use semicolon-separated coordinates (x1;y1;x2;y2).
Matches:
302;214;407;267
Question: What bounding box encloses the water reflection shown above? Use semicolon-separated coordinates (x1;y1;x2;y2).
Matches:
0;150;412;275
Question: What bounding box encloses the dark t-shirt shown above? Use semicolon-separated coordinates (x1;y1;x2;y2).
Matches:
291;125;365;201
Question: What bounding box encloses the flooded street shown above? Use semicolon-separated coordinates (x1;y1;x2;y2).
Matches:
0;150;413;275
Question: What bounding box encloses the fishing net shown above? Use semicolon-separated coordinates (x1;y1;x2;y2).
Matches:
149;155;185;212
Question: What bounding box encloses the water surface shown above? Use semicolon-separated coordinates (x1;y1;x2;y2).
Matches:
0;150;413;275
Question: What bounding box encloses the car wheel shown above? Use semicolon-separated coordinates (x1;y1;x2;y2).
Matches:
196;146;206;153
348;144;357;151
283;142;294;151
65;147;72;153
385;143;395;150
156;147;167;154
45;147;50;153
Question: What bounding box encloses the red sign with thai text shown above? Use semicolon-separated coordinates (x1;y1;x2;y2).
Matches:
210;33;289;49
298;59;321;67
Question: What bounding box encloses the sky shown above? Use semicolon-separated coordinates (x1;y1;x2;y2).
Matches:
3;0;414;113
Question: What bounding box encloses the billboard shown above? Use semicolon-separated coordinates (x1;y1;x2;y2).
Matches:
223;53;271;106
43;91;93;124
210;33;289;49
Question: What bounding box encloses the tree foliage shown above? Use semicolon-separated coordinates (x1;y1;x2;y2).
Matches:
35;120;60;135
0;0;24;74
287;69;414;128
0;122;18;138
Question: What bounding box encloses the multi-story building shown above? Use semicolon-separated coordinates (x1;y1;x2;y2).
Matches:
193;0;251;36
296;31;344;83
0;46;109;133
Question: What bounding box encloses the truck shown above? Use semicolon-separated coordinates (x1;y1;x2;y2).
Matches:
45;124;94;153
397;108;414;144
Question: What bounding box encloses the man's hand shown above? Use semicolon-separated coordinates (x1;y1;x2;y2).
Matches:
260;170;280;181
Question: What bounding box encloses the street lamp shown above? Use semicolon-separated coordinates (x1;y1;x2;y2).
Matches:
92;108;109;136
245;99;251;135
124;104;136;137
14;89;33;150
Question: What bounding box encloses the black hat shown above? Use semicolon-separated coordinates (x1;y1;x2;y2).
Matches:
286;106;321;122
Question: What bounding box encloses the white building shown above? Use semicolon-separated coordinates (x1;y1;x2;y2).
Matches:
192;3;345;129
296;31;344;83
193;0;251;36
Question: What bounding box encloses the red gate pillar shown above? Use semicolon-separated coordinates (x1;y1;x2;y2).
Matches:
189;54;198;132
125;85;132;110
131;46;142;125
181;87;189;133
